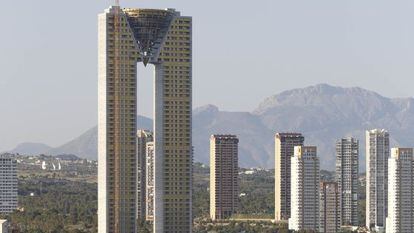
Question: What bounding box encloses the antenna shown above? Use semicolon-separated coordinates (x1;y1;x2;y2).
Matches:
115;0;120;6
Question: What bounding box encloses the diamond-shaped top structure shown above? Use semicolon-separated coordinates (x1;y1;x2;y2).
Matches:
123;9;176;66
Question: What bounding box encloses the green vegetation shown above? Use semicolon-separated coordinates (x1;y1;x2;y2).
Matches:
193;162;210;219
7;176;97;233
358;176;366;226
193;220;287;233
4;162;366;232
193;166;279;231
238;169;274;218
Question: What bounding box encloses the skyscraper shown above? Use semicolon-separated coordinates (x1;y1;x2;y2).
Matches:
210;135;239;221
0;219;8;233
386;148;414;233
335;137;359;226
366;129;389;231
275;133;304;221
146;142;155;222
289;146;320;232
98;5;192;233
136;130;153;221
320;182;341;233
0;155;17;214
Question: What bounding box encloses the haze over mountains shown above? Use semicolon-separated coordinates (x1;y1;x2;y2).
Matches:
8;84;414;170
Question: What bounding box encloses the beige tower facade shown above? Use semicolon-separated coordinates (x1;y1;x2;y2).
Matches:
366;129;389;231
210;135;239;221
98;5;192;233
289;146;320;232
136;130;153;222
386;148;414;233
320;182;341;233
275;133;304;221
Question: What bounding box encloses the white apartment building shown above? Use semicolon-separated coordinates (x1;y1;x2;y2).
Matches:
366;129;389;232
335;137;359;226
274;133;304;221
0;219;8;233
320;182;341;233
386;148;414;233
136;130;153;221
146;142;154;221
0;155;17;214
289;146;320;232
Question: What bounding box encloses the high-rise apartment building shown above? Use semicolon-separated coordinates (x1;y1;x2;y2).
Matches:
335;137;359;226
0;219;8;233
275;133;304;221
210;135;239;221
289;146;320;232
146;142;155;221
366;129;389;231
98;5;192;233
386;148;414;233
320;182;341;233
136;130;153;221
0;155;17;214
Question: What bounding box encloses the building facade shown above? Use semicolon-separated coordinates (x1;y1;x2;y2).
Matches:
210;135;239;220
0;219;8;233
0;156;17;214
289;146;320;232
335;137;359;226
274;133;304;221
136;130;153;221
366;129;389;231
320;182;341;233
146;142;155;221
386;148;414;233
98;5;192;233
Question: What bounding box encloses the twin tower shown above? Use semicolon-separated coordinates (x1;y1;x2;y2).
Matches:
98;5;192;233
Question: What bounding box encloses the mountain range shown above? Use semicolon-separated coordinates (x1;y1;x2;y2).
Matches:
8;84;414;170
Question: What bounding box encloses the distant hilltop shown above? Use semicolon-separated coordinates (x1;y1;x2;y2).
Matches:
8;84;414;170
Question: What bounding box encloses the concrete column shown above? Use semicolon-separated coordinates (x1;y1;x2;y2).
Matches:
153;63;164;233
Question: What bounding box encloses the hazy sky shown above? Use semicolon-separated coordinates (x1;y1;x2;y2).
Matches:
1;0;414;151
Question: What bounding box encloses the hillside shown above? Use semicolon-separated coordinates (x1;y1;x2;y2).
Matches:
9;84;414;169
9;142;53;155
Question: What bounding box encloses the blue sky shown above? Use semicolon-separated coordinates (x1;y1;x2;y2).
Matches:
1;0;414;151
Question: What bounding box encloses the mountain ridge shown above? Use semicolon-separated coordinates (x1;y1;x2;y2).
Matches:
8;84;414;170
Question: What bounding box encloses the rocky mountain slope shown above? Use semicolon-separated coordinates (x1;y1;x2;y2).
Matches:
9;84;414;169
